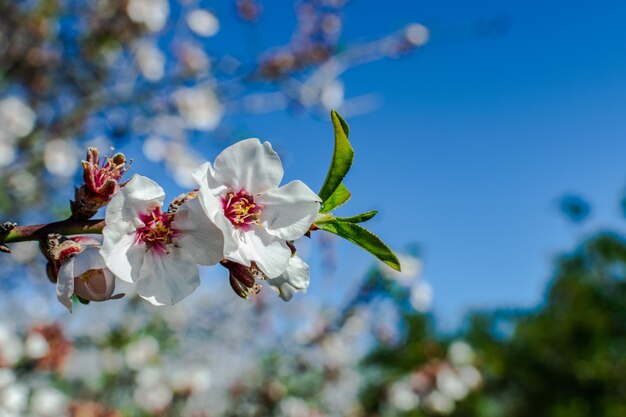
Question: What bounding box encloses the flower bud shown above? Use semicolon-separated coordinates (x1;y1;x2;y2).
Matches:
221;260;262;299
56;239;123;312
71;147;131;220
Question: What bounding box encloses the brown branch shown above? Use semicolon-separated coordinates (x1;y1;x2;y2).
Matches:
0;219;106;245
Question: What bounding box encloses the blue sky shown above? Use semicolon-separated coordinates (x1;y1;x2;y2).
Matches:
133;0;626;326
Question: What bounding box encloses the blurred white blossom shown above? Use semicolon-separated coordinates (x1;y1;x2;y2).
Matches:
23;332;50;360
405;23;430;46
0;326;22;367
436;368;469;401
0;140;16;168
0;383;28;415
125;336;160;370
388;379;420;411
174;87;224;131
458;365;482;389
44;139;80;177
0;96;36;139
410;280;433;312
30;387;68;417
187;10;220;37
134;41;166;81
320;80;345;110
423;390;455;415
127;0;169;32
448;340;475;366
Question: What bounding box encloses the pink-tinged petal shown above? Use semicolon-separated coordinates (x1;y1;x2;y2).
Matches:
136;249;200;306
56;258;76;312
172;198;224;265
267;255;310;301
257;180;321;241
232;228;291;278
74;268;117;302
213;138;283;194
105;174;164;228
101;223;146;283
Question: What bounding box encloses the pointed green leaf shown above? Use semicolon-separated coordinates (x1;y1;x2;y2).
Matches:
336;210;378;224
318;111;354;203
315;219;401;271
320;183;351;213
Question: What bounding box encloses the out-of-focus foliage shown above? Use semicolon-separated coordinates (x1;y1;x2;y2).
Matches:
362;232;626;417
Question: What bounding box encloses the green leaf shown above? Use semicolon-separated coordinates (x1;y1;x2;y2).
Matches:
320;183;351;213
318;111;354;203
315;219;401;271
336;210;378;224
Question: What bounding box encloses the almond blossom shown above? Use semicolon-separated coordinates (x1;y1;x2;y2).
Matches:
101;174;223;305
193;138;321;279
267;255;310;301
56;238;122;312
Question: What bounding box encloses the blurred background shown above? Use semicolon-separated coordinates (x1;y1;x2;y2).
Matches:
2;0;626;416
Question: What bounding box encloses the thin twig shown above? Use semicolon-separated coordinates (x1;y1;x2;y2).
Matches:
0;219;105;245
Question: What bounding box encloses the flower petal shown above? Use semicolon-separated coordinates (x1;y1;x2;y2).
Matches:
172;198;224;265
101;223;146;283
72;246;106;277
192;162;227;196
56;258;76;312
257;180;321;241
105;174;164;229
213;138;283;194
136;248;200;306
231;228;291;278
267;255;310;301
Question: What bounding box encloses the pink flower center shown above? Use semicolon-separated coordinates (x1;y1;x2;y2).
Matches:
135;207;178;254
222;191;263;229
93;154;128;190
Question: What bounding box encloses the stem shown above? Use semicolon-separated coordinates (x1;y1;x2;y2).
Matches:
1;219;106;244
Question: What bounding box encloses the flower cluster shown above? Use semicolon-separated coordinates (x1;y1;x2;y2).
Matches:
98;138;320;307
0;111;400;313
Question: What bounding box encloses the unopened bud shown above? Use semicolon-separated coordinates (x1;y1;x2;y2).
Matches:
56;239;124;312
222;260;262;299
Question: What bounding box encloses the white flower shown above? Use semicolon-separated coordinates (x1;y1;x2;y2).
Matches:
388;379;420;412
410;280;433;312
23;332;49;359
56;242;120;312
0;383;28;414
173;87;224;131
44;139;80;177
0;96;36;139
267;255;310;301
0;138;16;168
423;390;455;415
447;340;475;366
30;388;68;417
101;174;223;305
0;326;22;367
126;0;169;32
194;138;321;278
134;41;165;81
458;365;482;389
186;10;220;37
125;336;159;370
436;368;469;401
405;23;430;46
